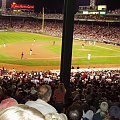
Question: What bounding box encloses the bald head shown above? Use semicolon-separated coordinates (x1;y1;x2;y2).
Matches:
38;85;52;102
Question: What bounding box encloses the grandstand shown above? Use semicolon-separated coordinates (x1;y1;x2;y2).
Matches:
0;14;120;45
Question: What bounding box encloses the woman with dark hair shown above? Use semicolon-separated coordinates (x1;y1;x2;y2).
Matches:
66;103;83;120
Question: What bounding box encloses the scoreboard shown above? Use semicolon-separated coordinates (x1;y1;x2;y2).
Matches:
80;10;106;15
78;5;107;15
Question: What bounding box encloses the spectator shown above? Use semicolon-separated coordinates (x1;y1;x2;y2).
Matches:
109;105;120;119
0;97;18;111
0;87;18;111
25;84;57;115
0;104;45;120
66;103;83;120
45;113;68;120
52;83;66;113
92;102;109;120
82;102;94;120
0;86;4;102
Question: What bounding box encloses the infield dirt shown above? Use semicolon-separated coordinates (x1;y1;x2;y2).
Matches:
0;41;120;71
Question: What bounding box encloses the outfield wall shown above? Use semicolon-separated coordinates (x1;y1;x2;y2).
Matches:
50;67;120;74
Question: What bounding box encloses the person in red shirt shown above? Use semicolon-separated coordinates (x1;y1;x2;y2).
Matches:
52;83;66;113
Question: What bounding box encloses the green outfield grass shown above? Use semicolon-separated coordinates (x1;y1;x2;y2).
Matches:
0;32;120;66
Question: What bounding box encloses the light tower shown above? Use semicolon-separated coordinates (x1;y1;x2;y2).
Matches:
90;0;96;8
2;0;7;13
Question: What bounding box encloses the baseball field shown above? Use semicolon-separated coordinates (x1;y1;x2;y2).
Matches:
0;32;120;71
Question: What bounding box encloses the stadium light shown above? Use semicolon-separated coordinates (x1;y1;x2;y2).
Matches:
2;0;7;13
90;0;96;7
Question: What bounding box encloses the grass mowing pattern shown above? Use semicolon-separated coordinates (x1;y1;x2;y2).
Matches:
0;32;60;44
0;32;120;66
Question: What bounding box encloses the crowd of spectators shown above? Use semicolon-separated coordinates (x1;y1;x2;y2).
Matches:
74;23;120;44
108;9;120;15
1;8;120;20
2;9;37;17
44;14;63;20
75;14;120;21
0;17;120;45
0;67;120;119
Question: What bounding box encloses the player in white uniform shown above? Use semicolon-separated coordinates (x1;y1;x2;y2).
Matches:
88;53;91;60
30;48;32;55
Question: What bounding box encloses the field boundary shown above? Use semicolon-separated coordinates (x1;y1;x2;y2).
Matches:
0;63;120;71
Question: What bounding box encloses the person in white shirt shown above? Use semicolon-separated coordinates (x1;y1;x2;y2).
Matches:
30;48;32;55
82;44;84;49
25;84;57;115
88;53;91;60
4;43;6;47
